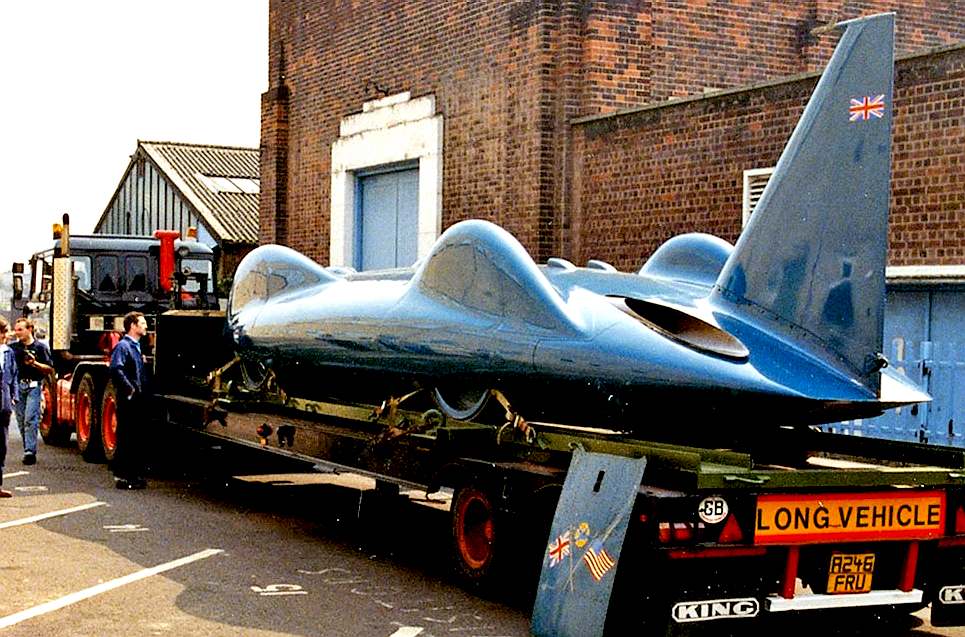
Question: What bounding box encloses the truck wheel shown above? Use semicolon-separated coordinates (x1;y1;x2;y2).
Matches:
76;374;104;462
100;380;120;462
39;377;71;446
450;485;500;586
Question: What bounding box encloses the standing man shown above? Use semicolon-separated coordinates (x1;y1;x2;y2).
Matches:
0;318;18;497
110;311;149;489
10;318;53;465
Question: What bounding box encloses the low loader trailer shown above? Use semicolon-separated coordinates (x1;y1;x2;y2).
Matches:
150;308;965;636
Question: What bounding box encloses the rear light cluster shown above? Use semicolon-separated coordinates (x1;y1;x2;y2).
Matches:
938;501;965;548
655;513;745;545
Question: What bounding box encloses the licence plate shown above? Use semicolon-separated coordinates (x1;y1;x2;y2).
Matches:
827;552;875;594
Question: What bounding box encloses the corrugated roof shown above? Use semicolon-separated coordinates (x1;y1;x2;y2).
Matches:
139;141;260;243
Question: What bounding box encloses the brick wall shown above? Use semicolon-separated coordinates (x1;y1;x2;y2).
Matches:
571;45;965;270
891;47;965;264
262;1;965;269
262;0;567;263
580;1;965;114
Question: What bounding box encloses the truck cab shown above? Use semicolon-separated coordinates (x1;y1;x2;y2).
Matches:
10;214;220;459
51;234;217;359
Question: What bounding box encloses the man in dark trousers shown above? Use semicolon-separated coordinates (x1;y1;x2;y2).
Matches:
0;318;18;497
10;317;53;465
110;311;149;489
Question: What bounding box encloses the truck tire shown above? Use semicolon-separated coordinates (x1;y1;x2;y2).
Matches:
100;380;120;462
39;377;71;446
450;485;501;587
76;374;104;462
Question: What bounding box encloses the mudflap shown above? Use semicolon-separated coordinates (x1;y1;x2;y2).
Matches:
933;587;965;627
930;549;965;627
530;449;647;637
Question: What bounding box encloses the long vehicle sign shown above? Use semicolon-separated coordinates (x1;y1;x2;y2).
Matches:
755;491;945;544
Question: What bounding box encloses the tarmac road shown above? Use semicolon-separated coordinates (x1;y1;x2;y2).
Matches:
0;427;531;637
2;425;965;637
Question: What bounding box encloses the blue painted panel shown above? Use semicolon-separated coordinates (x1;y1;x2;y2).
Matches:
359;167;419;270
827;289;965;447
360;173;397;270
396;169;419;267
929;292;965;443
531;450;647;637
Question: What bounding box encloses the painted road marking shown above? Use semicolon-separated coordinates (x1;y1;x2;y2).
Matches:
2;471;29;480
250;584;307;596
0;548;224;629
0;501;107;530
104;524;150;533
14;486;49;493
390;628;424;637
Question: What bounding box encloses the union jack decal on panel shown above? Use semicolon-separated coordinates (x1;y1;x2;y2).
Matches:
849;94;886;121
547;531;571;567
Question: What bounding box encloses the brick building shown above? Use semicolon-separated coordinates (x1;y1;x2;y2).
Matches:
260;1;964;443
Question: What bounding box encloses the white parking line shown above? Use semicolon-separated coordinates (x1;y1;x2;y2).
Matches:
390;628;424;637
0;548;224;629
0;501;107;530
2;471;29;480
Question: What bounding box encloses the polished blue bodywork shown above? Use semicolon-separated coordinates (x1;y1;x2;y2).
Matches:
228;14;927;433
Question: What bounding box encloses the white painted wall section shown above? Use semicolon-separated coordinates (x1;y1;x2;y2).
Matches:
330;93;443;267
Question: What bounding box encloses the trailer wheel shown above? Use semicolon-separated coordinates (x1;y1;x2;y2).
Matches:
450;485;500;585
76;374;104;462
39;377;71;446
100;380;120;462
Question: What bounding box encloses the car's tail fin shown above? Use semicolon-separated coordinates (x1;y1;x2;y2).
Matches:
713;13;895;394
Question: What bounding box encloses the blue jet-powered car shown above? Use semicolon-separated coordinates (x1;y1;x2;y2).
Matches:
227;13;927;433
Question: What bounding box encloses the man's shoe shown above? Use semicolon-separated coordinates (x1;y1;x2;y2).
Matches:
0;489;12;498
22;454;36;466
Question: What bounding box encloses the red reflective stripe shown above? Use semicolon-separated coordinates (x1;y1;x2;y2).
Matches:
667;546;766;559
938;536;965;548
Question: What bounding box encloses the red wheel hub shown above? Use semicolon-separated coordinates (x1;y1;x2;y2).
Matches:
457;492;495;570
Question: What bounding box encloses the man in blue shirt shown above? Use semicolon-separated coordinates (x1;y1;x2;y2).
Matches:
10;317;54;465
110;311;149;489
0;318;18;497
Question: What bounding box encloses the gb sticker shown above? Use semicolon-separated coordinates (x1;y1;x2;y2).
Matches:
698;496;729;524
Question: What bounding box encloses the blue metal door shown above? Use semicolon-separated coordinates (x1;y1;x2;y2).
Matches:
358;167;418;270
929;291;965;444
826;288;965;446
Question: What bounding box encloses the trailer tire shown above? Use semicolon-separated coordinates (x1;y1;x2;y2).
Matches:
100;380;120;462
76;374;104;462
39;377;71;446
450;485;501;587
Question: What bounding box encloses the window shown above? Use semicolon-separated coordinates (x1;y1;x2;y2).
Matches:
180;257;215;293
195;172;260;194
71;256;91;291
94;255;119;292
419;240;562;330
126;255;148;292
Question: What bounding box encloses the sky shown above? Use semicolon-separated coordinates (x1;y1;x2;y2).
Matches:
0;0;268;266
